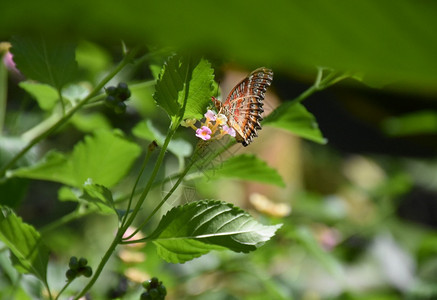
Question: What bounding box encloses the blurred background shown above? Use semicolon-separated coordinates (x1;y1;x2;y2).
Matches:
1;0;437;299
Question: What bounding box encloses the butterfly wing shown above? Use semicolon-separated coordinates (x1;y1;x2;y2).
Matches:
223;67;273;146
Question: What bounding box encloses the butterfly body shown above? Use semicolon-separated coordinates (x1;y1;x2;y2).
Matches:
213;67;273;146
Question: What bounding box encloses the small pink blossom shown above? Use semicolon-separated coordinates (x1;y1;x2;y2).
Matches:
204;110;217;121
196;126;212;140
222;125;236;137
216;114;228;125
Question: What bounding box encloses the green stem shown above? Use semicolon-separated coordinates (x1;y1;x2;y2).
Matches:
123;150;198;241
73;125;176;300
57;88;65;116
74;56;194;298
73;230;122;300
0;54;7;135
39;207;95;235
121;142;155;227
292;68;350;104
55;280;73;300
0;46;140;178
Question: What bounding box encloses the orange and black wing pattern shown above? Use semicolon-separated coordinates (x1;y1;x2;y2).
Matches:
222;67;273;146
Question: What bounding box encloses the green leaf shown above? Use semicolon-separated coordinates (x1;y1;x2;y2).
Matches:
264;101;327;144
75;40;111;81
382;110;437;136
206;154;285;187
148;200;281;263
8;151;75;186
153;55;186;117
18;81;59;111
10;130;142;188
133;120;192;159
71;112;111;133
80;182;118;216
153;55;212;121
10;36;78;90
3;1;437;92
183;58;215;120
0;206;49;285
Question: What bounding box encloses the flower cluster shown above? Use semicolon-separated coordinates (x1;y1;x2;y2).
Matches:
182;110;236;141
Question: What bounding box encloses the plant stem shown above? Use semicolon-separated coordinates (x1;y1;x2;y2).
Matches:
292;68;350;104
73;125;176;300
54;280;73;300
0;47;140;178
75;55;194;298
121;142;155;227
123;150;198;241
39;207;95;235
0;54;7;135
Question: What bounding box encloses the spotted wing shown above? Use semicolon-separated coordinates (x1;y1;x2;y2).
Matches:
223;67;273;146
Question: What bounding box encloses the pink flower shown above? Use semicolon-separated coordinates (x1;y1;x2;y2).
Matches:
216;114;228;125
222;125;236;137
204;110;217;121
196;126;212;140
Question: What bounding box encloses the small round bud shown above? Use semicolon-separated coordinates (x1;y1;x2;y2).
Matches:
114;102;126;114
149;288;159;298
142;280;151;290
157;285;167;296
69;256;78;270
140;291;152;300
105;95;117;107
118;89;131;101
106;86;117;95
66;269;77;281
150;277;159;287
117;82;128;91
82;266;93;278
78;257;88;267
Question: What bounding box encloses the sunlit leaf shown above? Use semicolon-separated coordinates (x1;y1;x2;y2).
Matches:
207;154;285;187
148;200;282;263
8;151;74;186
10;130;141;188
10;36;77;90
153;55;186;118
264;101;327;144
71;112;111;133
18;81;59;111
153;55;213;121
0;206;49;285
80;182;118;216
183;58;215;120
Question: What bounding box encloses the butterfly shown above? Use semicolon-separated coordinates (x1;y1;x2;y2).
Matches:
212;67;273;146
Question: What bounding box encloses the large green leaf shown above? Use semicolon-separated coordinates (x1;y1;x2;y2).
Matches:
183;58;215;120
10;36;78;90
153;55;187;118
206;154;285;187
148;200;282;263
264;101;327;144
3;1;437;92
10;130;142;188
153;56;214;121
0;206;49;285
